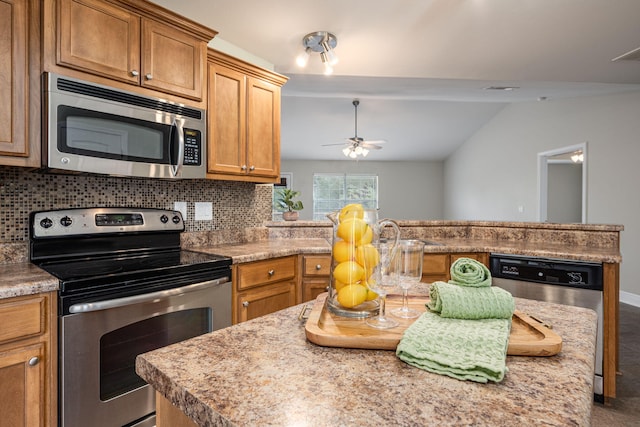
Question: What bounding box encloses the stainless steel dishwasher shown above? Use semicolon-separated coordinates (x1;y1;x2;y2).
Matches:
489;253;604;399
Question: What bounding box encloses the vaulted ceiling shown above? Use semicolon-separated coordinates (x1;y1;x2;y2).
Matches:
151;0;640;161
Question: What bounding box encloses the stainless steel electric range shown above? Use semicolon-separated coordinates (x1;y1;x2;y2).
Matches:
30;207;232;427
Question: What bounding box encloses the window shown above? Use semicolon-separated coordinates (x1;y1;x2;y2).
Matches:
313;173;378;220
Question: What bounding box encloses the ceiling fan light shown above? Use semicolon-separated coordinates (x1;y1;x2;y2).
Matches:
349;150;357;159
354;146;363;155
362;148;369;157
342;147;351;157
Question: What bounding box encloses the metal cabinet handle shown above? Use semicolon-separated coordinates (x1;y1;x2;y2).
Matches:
242;301;249;307
249;165;255;171
145;73;153;80
268;269;275;277
241;165;247;171
315;264;322;270
28;357;39;366
131;70;139;77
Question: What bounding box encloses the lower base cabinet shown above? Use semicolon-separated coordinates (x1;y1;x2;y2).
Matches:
0;292;56;427
233;256;296;323
300;254;331;303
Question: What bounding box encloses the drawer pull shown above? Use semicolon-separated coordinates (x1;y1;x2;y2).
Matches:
145;73;153;80
268;269;275;277
28;357;39;366
315;264;322;270
242;301;250;307
130;70;139;77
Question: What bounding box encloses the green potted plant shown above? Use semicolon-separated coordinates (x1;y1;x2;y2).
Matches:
275;188;304;221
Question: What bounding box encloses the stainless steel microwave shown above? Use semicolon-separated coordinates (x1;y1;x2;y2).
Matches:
44;73;207;179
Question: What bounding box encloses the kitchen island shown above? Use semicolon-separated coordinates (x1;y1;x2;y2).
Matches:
136;295;598;426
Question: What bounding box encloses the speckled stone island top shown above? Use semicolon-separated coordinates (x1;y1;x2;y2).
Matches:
136;294;597;427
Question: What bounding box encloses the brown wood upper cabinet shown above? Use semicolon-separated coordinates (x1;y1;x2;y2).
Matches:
0;0;41;167
207;49;288;183
47;0;216;101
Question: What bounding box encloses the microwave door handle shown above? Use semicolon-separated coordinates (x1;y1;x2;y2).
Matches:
170;119;185;177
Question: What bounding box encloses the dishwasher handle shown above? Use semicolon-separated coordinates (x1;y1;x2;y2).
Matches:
68;276;230;313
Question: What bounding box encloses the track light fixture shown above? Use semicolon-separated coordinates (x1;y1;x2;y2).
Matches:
296;31;338;75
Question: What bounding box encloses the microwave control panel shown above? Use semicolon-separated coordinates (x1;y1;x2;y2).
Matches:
183;128;202;166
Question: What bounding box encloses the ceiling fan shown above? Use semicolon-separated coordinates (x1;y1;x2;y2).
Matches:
323;99;386;158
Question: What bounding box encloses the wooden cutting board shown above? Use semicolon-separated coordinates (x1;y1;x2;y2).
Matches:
304;293;562;356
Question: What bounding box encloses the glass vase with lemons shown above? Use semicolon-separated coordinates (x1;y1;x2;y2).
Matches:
326;204;400;318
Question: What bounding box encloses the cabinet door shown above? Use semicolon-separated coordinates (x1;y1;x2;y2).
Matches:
246;76;281;178
0;0;29;158
142;18;205;100
207;61;246;175
57;0;141;84
236;281;296;323
422;253;449;283
0;343;45;427
451;252;489;267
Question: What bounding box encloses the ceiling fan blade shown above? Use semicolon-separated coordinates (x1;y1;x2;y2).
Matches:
362;139;386;144
362;143;383;150
321;142;351;146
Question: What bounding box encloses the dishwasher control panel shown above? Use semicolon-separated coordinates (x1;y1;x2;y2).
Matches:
489;254;603;291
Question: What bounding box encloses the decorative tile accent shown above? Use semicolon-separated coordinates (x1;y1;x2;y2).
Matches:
0;166;273;242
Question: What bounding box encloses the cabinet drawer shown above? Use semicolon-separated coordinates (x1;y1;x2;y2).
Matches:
303;255;331;276
0;295;46;345
237;256;296;290
423;254;449;275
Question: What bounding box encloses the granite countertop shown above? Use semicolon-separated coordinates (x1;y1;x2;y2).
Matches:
136;295;597;426
0;262;59;299
0;234;621;299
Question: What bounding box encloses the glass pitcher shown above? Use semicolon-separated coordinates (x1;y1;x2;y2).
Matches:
326;206;400;318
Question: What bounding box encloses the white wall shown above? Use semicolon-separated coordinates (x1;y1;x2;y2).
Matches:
280;160;444;221
444;90;640;301
548;163;582;223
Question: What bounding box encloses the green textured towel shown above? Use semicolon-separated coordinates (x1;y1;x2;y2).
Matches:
427;281;515;319
396;312;511;383
449;257;492;287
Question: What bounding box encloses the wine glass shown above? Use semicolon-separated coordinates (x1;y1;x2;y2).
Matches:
391;240;425;319
365;242;399;329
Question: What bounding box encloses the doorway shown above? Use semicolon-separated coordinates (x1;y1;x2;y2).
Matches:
538;143;587;223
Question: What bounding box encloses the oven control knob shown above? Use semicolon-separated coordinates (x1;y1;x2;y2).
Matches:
60;216;73;227
160;215;169;224
40;217;53;229
172;215;181;224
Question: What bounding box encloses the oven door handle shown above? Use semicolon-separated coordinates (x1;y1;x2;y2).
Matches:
68;277;230;314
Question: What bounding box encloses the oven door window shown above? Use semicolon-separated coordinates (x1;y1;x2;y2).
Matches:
99;308;210;400
58;105;173;164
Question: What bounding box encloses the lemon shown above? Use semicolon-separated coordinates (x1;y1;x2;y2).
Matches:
355;244;380;270
336;218;368;243
357;225;373;245
337;284;368;308
333;279;348;292
332;240;356;263
333;260;364;285
338;203;364;222
366;288;379;301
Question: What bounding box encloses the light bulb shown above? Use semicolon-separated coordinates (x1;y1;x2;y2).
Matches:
342;147;351;157
296;48;310;67
323;61;333;75
349;150;357;158
355;146;363;155
362;148;369;157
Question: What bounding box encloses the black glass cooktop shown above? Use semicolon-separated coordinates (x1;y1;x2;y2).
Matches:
37;249;231;289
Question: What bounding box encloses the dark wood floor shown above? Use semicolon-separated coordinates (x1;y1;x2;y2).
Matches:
592;303;640;425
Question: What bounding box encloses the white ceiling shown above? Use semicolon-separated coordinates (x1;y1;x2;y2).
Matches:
151;0;640;161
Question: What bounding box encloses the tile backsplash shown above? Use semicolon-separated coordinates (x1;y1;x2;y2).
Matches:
0;166;273;242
